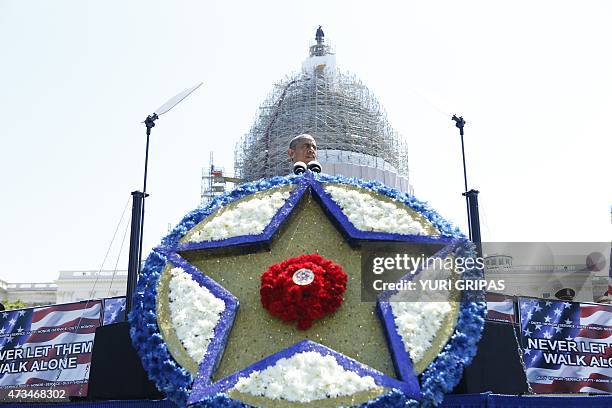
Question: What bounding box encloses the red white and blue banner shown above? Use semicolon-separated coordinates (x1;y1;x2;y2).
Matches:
0;300;103;397
486;292;516;323
518;297;612;393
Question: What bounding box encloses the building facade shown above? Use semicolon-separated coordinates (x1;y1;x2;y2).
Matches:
1;270;127;308
484;254;606;303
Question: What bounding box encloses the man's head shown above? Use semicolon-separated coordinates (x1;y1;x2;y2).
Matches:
288;134;317;163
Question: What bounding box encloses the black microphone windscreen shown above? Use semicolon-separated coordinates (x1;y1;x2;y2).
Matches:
307;160;322;173
293;161;307;175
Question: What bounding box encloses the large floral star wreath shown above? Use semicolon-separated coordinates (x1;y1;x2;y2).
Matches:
128;173;486;407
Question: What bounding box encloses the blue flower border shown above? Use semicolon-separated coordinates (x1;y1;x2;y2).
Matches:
128;250;193;405
129;173;485;407
161;173;462;251
167;173;457;256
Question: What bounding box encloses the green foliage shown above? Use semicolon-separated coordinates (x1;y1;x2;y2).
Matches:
1;299;28;311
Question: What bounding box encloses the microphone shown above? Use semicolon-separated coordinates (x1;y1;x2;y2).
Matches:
293;161;307;175
307;160;322;173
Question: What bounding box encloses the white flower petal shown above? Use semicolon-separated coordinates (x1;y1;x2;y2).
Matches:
189;191;290;242
325;185;428;235
167;267;225;363
232;351;377;402
389;296;452;363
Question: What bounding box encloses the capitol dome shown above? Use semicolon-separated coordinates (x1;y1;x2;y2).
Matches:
234;27;412;193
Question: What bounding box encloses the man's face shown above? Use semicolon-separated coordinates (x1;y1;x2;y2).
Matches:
288;137;317;163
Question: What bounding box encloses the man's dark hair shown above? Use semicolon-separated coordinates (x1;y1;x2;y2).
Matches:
289;134;314;150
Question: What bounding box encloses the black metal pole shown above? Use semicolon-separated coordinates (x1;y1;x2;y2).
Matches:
126;191;145;315
138;114;157;272
138;132;149;271
463;189;482;257
459;128;468;193
452;115;473;241
461;130;473;241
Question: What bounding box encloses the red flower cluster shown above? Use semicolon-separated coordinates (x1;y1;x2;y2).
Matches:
260;254;347;330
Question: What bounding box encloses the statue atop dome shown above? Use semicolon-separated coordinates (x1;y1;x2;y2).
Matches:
310;25;329;57
315;25;324;44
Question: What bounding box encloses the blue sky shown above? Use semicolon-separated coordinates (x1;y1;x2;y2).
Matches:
1;1;610;283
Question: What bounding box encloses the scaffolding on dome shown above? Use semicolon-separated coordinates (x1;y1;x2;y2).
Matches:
201;152;240;205
234;30;410;184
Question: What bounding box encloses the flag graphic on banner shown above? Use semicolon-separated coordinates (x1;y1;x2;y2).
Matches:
0;300;102;397
518;297;612;393
486;292;516;323
103;297;126;325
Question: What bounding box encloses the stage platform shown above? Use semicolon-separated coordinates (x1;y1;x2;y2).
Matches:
2;393;612;407
77;321;610;407
442;392;612;407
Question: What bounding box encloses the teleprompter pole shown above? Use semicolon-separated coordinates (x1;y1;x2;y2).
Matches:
463;189;483;257
126;191;145;315
138;114;157;272
125;84;202;314
452;115;473;241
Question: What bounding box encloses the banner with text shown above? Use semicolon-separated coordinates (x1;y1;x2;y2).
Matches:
518;297;612;393
0;300;102;398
